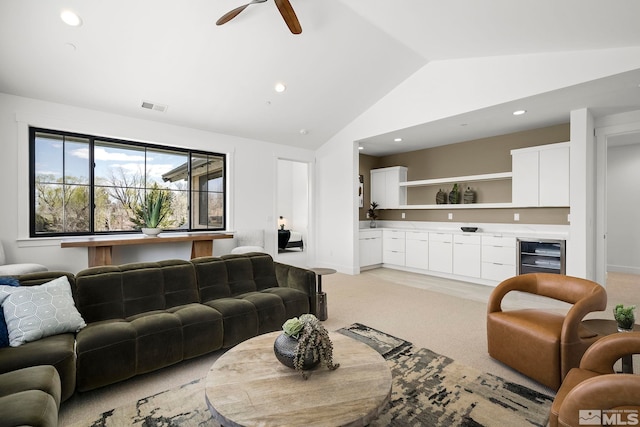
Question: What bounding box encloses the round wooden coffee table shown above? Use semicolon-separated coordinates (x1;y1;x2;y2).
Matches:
205;331;392;427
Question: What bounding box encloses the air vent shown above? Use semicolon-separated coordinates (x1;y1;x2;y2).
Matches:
141;100;168;113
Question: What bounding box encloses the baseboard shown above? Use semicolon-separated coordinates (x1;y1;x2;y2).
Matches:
608;264;640;275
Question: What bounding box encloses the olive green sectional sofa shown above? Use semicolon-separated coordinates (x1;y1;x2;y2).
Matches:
0;252;316;420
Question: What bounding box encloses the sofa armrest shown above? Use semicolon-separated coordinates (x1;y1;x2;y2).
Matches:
274;262;316;313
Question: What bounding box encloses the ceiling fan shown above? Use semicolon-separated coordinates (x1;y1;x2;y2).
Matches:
216;0;302;34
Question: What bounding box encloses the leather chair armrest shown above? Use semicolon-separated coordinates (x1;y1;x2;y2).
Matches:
558;374;640;427
579;332;640;374
487;275;533;313
561;285;607;344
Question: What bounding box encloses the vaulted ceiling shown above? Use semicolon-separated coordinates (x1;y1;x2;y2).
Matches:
2;1;640;155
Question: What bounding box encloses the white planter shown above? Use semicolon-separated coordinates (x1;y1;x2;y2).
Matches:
141;227;162;237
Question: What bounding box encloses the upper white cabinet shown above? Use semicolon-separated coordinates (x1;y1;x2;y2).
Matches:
371;166;407;209
511;142;570;207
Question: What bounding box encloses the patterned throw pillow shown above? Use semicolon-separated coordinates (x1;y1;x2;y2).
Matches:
0;276;20;347
0;276;86;347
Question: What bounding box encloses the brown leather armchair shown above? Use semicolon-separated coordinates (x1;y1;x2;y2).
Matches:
550;332;640;427
487;273;607;391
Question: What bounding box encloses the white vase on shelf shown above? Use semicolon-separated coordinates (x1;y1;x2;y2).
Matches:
141;227;162;237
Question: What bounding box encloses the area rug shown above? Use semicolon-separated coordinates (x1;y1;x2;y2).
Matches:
69;323;553;427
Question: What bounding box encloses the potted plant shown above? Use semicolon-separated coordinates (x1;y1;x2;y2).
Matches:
613;304;636;332
132;184;173;236
367;201;379;228
273;314;340;379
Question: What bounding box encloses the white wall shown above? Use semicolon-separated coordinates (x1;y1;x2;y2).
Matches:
315;47;640;275
607;142;640;274
0;93;314;273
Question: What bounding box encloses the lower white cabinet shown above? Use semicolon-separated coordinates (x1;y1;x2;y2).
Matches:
359;230;382;267
383;230;405;266
481;235;516;282
428;232;453;273
405;231;429;270
453;234;481;277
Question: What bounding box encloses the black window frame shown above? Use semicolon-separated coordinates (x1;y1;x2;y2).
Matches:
29;127;227;237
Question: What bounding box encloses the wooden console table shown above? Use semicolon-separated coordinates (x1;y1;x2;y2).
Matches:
61;233;233;267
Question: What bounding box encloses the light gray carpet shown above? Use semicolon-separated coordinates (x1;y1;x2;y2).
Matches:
68;323;553;427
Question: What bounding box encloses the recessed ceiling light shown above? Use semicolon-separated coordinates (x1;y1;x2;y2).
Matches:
61;10;82;27
513;110;527;116
358;146;364;150
394;138;403;142
274;82;286;93
299;129;308;135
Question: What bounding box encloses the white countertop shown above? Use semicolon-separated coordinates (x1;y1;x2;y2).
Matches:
359;221;569;240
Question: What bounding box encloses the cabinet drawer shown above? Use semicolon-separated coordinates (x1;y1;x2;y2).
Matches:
454;234;481;245
383;250;405;265
429;232;452;243
406;231;430;241
383;230;405;239
482;235;516;247
360;229;382;239
482;262;516;282
482;245;515;265
384;237;405;252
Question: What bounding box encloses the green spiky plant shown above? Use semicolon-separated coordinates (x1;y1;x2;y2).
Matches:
613;304;636;331
132;184;173;229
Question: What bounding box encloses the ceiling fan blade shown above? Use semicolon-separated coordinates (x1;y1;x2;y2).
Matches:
274;0;302;34
216;0;267;26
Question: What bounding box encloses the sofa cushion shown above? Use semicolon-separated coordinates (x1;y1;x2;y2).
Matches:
0;390;58;427
120;263;166;317
0;276;86;347
75;266;126;322
191;257;232;301
0;365;61;408
222;256;259;295
157;260;200;308
238;292;286;334
166;303;224;359
247;254;280;291
75;320;137;392
204;298;258;348
0;333;76;402
128;311;183;374
261;287;310;319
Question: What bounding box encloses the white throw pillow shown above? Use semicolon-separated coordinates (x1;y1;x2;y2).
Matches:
0;276;86;347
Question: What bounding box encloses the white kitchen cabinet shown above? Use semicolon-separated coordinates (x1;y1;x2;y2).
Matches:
428;232;452;273
405;231;429;270
370;166;407;209
383;230;405;266
359;229;382;267
481;235;516;282
453;233;481;277
511;142;570;207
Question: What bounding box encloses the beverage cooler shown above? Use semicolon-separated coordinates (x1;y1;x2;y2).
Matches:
517;238;566;275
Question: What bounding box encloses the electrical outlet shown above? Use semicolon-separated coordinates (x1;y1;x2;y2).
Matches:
401;212;406;219
514;213;520;221
448;213;453;220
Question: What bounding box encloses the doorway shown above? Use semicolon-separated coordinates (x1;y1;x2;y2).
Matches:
596;123;640;286
275;158;310;268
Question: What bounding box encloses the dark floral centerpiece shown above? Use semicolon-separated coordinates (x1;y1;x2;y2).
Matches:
273;314;340;379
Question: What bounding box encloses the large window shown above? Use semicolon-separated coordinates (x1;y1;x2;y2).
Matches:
30;128;226;237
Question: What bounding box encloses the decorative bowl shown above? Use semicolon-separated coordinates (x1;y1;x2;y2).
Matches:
461;227;478;232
